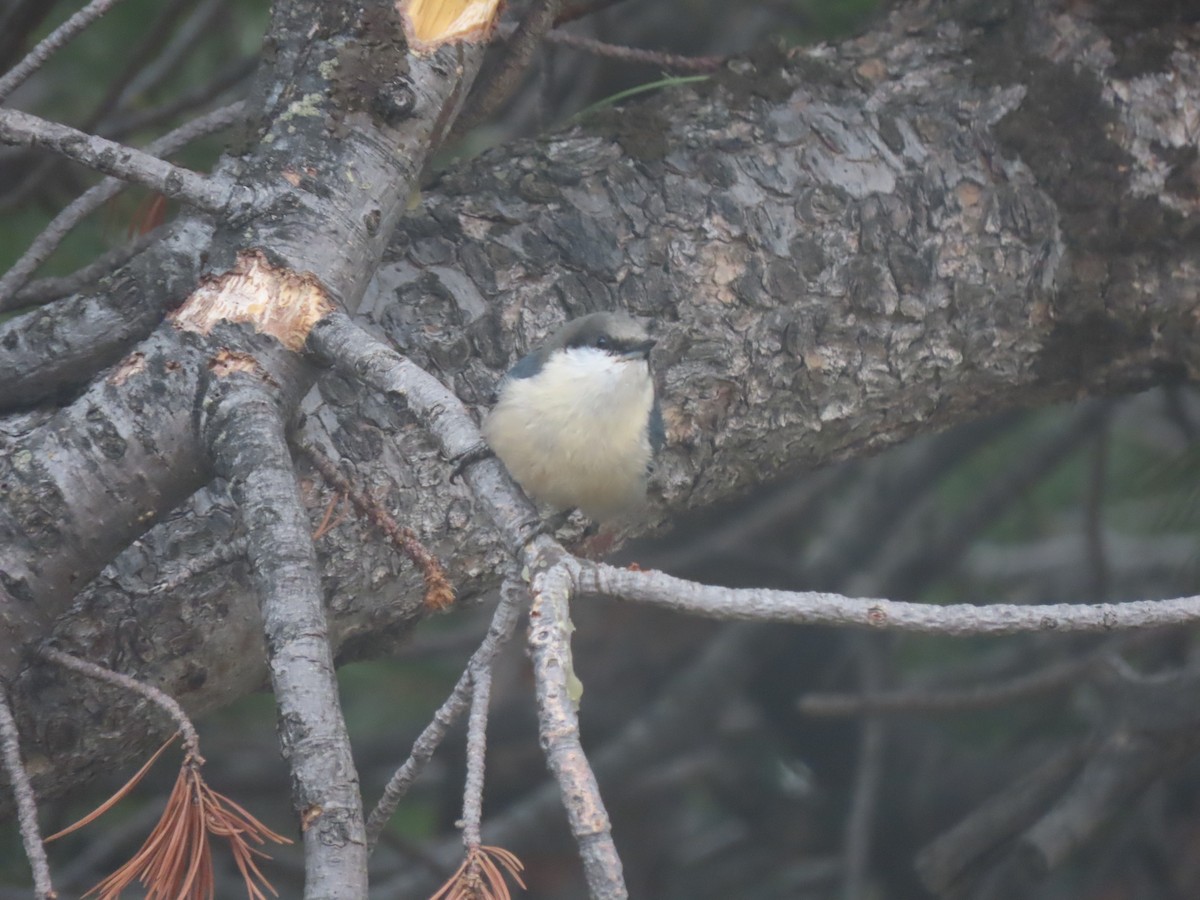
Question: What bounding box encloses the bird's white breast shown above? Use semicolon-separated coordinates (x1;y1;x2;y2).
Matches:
483;348;655;521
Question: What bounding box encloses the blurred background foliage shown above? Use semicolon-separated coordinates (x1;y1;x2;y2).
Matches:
5;1;1200;898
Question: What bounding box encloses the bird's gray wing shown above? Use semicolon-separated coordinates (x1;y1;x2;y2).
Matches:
505;348;544;381
648;398;665;456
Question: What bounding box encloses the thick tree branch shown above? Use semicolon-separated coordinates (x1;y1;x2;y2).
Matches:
0;0;493;678
205;374;367;898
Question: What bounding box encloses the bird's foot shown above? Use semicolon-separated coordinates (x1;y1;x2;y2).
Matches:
448;442;493;483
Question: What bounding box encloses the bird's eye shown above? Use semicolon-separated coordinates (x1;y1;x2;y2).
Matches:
594;335;611;350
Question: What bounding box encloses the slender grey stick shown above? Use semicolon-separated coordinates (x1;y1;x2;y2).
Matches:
0;0;127;104
9;234;154;307
460;656;494;849
0;690;55;899
840;637;885;900
545;31;724;72
40;647;200;752
581;561;1200;635
0;108;242;214
449;0;562;142
0;101;245;311
366;580;524;849
105;56;254;140
112;0;232;113
799;645;1121;716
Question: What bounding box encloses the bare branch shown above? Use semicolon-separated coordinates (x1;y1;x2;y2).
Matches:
798;641;1138;716
376;624;770;897
309;312;539;550
915;744;1091;895
857;402;1110;599
451;0;563;141
545;31;724;72
104;0;234;121
840;638;885;900
0;0;128;104
580;561;1200;635
104;56;254;139
0;108;246;215
75;0;201;134
9;233;155;307
41;647;200;753
0;690;55;899
366;580;524;849
529;557;627;899
0;216;214;413
0;101;245;312
205;375;367;897
461;657;494;849
0;2;54;75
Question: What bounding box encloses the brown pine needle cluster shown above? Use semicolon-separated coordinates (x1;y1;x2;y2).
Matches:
430;845;526;900
46;735;292;900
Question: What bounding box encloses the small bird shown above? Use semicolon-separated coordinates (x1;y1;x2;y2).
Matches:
483;312;664;522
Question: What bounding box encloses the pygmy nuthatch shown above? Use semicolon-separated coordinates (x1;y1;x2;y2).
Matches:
483;312;664;522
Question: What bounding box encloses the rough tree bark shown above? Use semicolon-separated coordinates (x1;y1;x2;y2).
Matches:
0;0;1197;877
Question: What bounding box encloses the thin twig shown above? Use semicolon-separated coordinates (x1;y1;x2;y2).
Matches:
9;233;155;307
450;0;563;141
0;690;55;898
873;402;1111;598
104;55;255;140
301;442;455;611
0;2;55;75
308;312;541;551
553;0;627;26
915;743;1091;894
461;659;493;850
1084;419;1111;602
840;637;885;900
0;108;244;216
40;647;199;753
581;560;1200;635
0;0;128;104
142;536;249;597
4;0;237;222
106;0;233;120
75;0;199;134
52;804;162;890
366;579;525;849
0;101;245;311
374;624;767;897
799;644;1121;716
545;31;724;72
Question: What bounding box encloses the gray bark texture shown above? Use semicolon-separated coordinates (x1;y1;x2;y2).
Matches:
1;0;1198;812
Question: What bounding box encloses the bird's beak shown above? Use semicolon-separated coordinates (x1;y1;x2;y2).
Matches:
622;339;656;361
